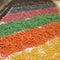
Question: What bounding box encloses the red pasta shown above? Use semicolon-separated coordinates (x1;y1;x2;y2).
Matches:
1;7;58;22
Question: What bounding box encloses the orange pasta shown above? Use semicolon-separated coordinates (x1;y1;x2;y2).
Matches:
0;22;60;57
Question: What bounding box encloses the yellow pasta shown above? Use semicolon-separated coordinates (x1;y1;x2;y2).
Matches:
10;37;60;60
